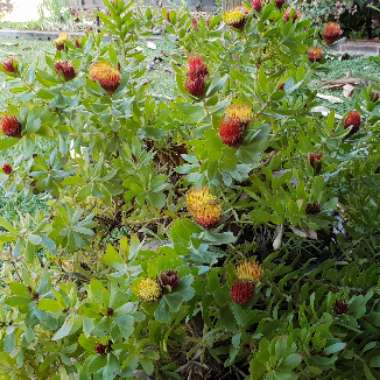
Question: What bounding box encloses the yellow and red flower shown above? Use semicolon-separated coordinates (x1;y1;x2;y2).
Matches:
55;32;68;51
219;103;252;147
55;61;76;81
308;47;324;63
235;260;263;282
223;6;249;30
135;278;161;302
186;187;222;228
89;62;121;94
322;22;342;45
1;115;21;137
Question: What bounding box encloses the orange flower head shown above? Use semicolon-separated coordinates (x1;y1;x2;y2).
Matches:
186;187;222;228
308;47;324;62
223;6;249;29
235;260;263;282
226;103;253;125
2;57;18;74
55;32;68;50
323;22;342;44
1;115;21;137
89;62;121;94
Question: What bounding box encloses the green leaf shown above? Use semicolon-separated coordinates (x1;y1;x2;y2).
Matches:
38;298;64;313
52;314;81;340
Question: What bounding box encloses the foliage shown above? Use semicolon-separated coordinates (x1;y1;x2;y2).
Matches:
0;0;379;379
298;0;380;38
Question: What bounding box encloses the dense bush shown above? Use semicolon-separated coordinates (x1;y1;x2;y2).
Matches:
0;0;379;379
299;0;380;38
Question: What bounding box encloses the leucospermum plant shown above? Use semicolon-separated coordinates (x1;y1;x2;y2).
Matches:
0;0;379;379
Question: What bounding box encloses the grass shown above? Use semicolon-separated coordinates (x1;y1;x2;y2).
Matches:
312;55;380;115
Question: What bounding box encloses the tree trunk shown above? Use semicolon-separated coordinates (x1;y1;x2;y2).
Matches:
222;0;241;11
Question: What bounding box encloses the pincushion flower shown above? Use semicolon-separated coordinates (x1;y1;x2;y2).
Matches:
235;260;263;282
219;103;252;147
187;56;208;80
135;278;161;302
55;32;68;50
219;118;245;147
186;187;222;228
185;56;208;98
226;104;253;126
55;61;76;81
308;47;324;63
2;57;18;74
344;111;361;135
275;0;286;8
1;115;21;137
322;22;342;45
89;62;121;94
223;6;249;30
231;280;254;305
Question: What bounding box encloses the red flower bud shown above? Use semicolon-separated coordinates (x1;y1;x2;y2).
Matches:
252;0;262;12
323;22;343;45
95;343;107;355
159;270;180;291
275;0;286;9
334;300;348;315
306;203;321;215
2;57;18;74
55;61;76;81
185;76;206;98
343;111;361;135
309;152;323;174
283;8;301;22
187;56;208;81
308;47;324;63
231;280;254;305
2;164;12;175
1;116;21;137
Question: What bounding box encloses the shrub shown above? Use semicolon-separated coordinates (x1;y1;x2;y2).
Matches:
0;0;379;379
